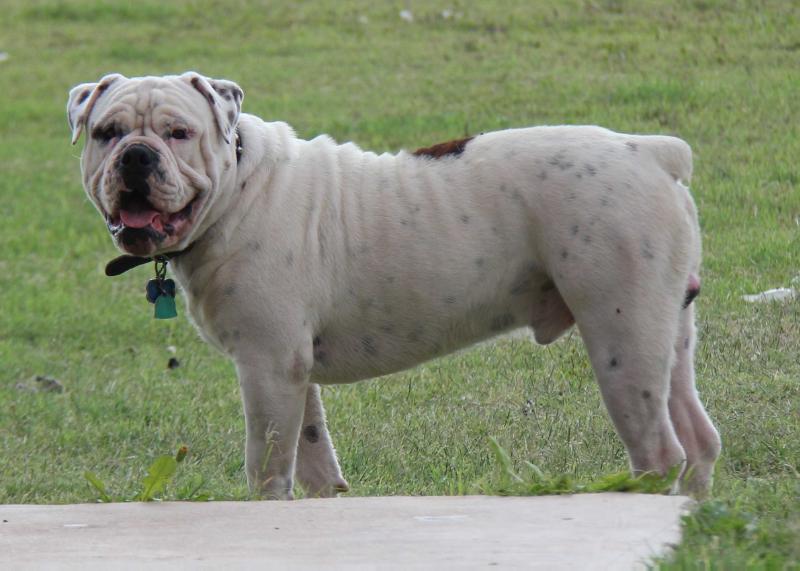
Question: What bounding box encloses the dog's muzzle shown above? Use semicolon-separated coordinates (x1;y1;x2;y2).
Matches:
109;143;169;254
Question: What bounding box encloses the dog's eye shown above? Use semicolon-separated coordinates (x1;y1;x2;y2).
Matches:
170;128;188;140
92;124;121;143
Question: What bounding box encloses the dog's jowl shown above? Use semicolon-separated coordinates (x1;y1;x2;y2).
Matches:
68;73;721;499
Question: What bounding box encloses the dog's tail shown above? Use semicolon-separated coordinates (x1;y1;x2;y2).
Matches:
638;135;693;185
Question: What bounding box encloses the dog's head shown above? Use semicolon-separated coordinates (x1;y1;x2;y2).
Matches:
67;72;243;256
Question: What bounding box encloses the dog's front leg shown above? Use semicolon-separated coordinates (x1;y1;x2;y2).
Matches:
235;351;309;500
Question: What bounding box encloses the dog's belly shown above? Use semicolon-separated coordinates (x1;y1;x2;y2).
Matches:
307;248;571;384
308;293;535;384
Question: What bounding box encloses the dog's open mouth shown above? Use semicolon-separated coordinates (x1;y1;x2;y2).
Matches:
106;192;202;255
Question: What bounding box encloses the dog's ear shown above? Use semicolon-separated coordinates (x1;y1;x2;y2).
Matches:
67;73;125;145
183;72;244;144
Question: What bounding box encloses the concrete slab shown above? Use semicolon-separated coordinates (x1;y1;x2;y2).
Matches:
0;493;690;570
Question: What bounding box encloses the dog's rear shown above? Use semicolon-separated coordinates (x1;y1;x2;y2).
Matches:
636;135;719;493
638;135;693;185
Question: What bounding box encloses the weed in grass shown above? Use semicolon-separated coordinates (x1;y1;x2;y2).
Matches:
83;471;111;503
83;445;203;502
476;437;678;497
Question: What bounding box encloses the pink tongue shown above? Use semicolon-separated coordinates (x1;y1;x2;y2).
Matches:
120;209;163;231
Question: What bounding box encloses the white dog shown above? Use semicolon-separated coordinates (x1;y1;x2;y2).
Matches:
67;72;721;499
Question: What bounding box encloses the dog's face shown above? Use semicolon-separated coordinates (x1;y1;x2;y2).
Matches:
67;72;242;256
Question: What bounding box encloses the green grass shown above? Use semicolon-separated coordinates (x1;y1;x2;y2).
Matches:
1;0;798;567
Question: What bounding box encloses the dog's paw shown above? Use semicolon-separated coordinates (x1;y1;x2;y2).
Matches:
333;478;350;494
307;478;350;498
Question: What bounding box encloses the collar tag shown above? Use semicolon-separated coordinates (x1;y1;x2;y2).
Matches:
105;252;186;319
154;293;177;319
146;257;178;319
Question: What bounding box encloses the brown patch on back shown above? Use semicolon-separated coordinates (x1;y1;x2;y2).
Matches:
413;136;474;159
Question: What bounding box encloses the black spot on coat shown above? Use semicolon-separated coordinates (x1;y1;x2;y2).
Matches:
641;239;655;260
303;425;320;443
683;286;700;308
361;336;378;356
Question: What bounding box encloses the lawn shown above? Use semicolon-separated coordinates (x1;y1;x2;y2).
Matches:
1;0;798;568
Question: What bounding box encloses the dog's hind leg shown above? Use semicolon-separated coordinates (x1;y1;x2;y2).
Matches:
668;303;721;496
295;383;350;497
565;283;687;486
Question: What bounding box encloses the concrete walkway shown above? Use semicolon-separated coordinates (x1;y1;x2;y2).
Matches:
1;493;690;570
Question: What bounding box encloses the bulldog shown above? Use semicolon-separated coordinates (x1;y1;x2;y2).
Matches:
67;72;721;499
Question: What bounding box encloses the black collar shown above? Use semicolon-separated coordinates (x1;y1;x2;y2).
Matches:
105;128;242;277
235;127;243;164
104;251;183;276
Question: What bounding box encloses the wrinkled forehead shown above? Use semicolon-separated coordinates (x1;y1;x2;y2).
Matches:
92;76;209;127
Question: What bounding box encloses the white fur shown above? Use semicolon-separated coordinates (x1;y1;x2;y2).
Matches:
69;74;721;499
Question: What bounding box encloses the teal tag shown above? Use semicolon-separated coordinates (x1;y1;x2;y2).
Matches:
154;294;177;319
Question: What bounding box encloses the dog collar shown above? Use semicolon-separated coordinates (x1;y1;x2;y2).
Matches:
235;128;242;163
105;251;185;277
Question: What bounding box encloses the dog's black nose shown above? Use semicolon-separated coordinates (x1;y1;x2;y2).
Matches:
121;144;157;170
119;144;158;193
